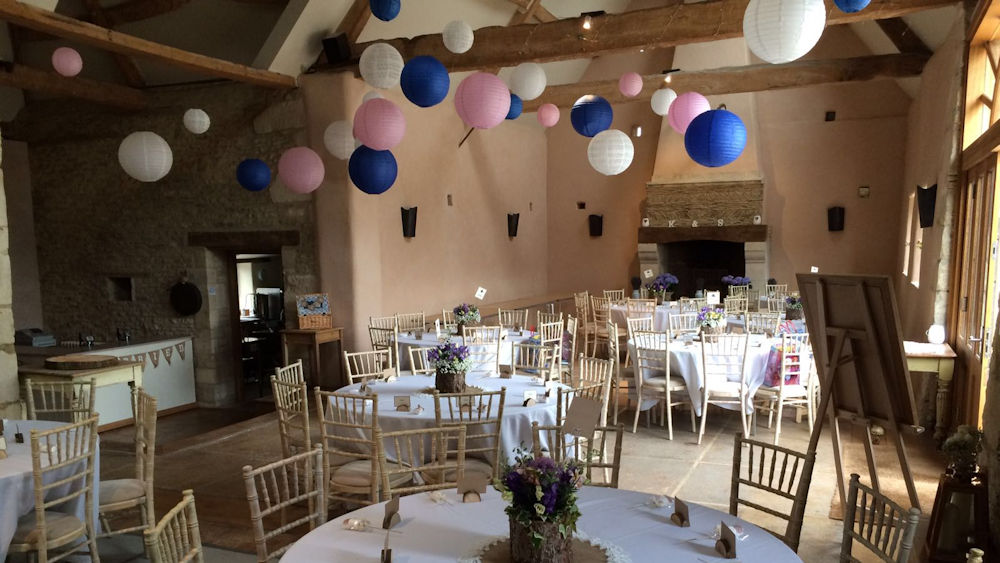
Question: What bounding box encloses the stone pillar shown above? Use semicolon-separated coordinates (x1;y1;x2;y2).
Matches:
0;136;18;418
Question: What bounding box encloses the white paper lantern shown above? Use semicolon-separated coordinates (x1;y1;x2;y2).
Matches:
323;121;357;160
588;129;634;176
362;91;384;104
118;132;173;183
509;63;546;101
743;0;826;64
443;20;474;54
651;88;677;116
359;43;404;89
927;324;946;345
182;108;210;134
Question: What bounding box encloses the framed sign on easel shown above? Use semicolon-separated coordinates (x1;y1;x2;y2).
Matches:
796;274;924;510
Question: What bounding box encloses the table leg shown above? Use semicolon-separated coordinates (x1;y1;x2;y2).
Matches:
313;342;321;388
282;336;290;367
935;359;955;441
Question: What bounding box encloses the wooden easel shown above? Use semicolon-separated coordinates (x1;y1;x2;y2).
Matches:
798;275;924;511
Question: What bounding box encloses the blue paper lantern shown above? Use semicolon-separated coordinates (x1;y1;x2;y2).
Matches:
506;93;522;120
684;109;747;168
570;95;613;138
349;146;398;195
236;159;271;192
369;0;400;21
400;56;449;108
833;0;870;13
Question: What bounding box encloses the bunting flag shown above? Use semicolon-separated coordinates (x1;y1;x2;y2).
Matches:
135;353;145;365
176;342;186;360
149;350;160;368
117;354;133;362
164;346;173;365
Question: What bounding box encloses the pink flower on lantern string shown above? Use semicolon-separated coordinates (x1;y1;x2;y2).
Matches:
353;98;406;151
537;103;560;127
52;47;83;77
278;147;325;194
668;92;711;134
618;72;643;98
454;73;511;130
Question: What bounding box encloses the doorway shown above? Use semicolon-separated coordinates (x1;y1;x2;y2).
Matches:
232;253;285;400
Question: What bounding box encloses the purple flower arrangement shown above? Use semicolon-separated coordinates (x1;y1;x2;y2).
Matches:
494;449;585;548
427;339;472;374
645;272;679;295
453;303;481;324
722;275;751;286
697;306;726;328
785;295;803;310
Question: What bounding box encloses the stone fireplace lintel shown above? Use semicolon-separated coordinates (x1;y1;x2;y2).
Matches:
638;225;768;244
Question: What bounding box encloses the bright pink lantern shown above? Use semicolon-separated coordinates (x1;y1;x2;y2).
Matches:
278;147;325;194
618;72;643;98
353;98;405;150
668;92;711;134
454;73;510;130
52;47;83;77
537;104;560;127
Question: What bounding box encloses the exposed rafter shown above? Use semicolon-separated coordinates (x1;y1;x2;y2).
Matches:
508;0;556;23
522;53;930;111
81;0;146;87
0;62;147;109
876;17;932;54
337;0;372;44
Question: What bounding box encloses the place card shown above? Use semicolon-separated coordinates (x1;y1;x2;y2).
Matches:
714;522;737;559
382;368;396;381
435;319;441;339
706;291;721;306
394;396;412;412
670;498;690;527
475;287;487;300
359;383;373;396
459;395;473;414
415;332;423;341
544;380;556;394
523;390;537;407
562;397;601;440
14;424;23;444
458;473;488;503
382;496;401;530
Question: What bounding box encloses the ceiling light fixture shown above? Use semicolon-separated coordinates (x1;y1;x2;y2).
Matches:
662;68;681;84
582;15;592;29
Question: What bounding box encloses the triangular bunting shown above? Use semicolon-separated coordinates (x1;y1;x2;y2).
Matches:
118;355;133;363
135;353;146;366
176;342;186;360
163;346;173;365
149;349;160;368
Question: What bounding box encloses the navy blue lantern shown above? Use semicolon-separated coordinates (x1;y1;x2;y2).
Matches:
369;0;400;21
349;146;398;195
236;159;271;192
400;56;449;108
833;0;870;12
506;93;523;120
570;95;613;137
684;109;747;168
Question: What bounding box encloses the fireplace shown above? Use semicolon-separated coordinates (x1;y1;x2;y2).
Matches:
659;240;745;298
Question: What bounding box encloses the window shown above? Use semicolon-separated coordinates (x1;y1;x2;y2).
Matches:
107;277;134;301
903;194;914;276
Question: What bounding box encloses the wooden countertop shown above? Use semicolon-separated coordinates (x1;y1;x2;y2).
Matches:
16;335;192;358
903;341;957;359
18;360;144;378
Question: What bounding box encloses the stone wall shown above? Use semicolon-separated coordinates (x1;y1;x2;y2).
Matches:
645;181;764;228
11;83;319;407
0;137;18;418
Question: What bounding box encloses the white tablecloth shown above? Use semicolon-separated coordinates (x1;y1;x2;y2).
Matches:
0;420;100;561
610;303;678;332
393;331;538;374
627;335;775;416
334;375;563;466
281;487;801;563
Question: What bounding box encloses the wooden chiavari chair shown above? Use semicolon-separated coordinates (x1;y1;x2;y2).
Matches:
531;422;624;488
536;310;564;326
429;389;505;483
440;309;457;332
632;331;692;438
24;379;96;422
746;312;781;335
272;377;310;458
767;297;786;313
367;325;399;377
699;334;750;444
678;298;701;314
242;446;326;563
840;473;921;563
538;319;564;358
274;360;304;386
511;342;559;380
603;289;626;302
626;298;656;319
723;296;748;318
667;313;700;338
562;316;579;383
498;309;528;330
575;291;596;358
590;295;625;356
99;388;157;541
463;325;503;374
607;323;636;425
408;346;437;375
573;355;614;422
143;490;203;563
369;315;397;346
395;312;426;333
766;284;788;299
754;333;815;445
746;289;761;312
730;434;816;553
728;285;750;298
376;425;467;500
343;349;394;384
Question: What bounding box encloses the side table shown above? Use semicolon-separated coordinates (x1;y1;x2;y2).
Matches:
903;341;957;440
280;327;344;388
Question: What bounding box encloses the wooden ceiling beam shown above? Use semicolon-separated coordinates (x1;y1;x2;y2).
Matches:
0;61;147;109
337;0;372;44
343;0;956;72
81;0;146;87
876;17;932;54
0;0;296;88
522;53;930;111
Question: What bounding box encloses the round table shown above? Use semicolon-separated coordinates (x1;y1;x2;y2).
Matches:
0;420;101;561
393;331;538;373
609;303;678;332
281;487;801;563
335;375;563;465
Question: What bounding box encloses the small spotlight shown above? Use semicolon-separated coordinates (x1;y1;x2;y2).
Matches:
639;48;645;53
632;125;642;138
582;15;592;29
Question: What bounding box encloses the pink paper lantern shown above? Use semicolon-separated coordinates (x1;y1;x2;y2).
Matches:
668;92;711;134
454;73;510;130
278;147;325;194
618;72;643;98
52;47;83;77
537;103;560;127
353;98;405;151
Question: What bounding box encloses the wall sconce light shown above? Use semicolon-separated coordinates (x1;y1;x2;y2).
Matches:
589;214;603;237
401;207;417;238
827;206;845;232
632;125;642;138
582;15;592;29
917;184;938;228
662;68;680;84
507;213;520;238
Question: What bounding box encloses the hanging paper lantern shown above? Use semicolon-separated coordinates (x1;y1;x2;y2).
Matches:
183;109;210;135
684;109;747;168
362;91;384;104
668;92;710;134
52;47;82;77
587;129;634;176
278;147;325;194
369;0;400;21
506;94;522;120
833;0;870;12
454;73;510;130
237;159;271;192
651;88;677;116
619;72;643;98
509;63;546;101
323;121;357;160
537;103;560;127
359;43;404;89
349;146;397;195
118;132;172;183
744;0;826;64
353;98;406;150
400;56;450;108
570;95;613;138
443;20;474;54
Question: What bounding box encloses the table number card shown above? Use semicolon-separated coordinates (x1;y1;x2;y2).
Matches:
670;498;690;527
475;287;488;300
522;390;537;407
715;522;737;558
458;473;488;503
562;397;601;440
394;396;411;412
706;291;721;306
382;496;401;530
14;423;23;444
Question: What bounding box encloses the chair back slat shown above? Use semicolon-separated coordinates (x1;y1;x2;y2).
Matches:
668;313;699;336
271;378;310;458
395;312;425;332
25;379;96;423
145;490;204;563
702;334;748;383
376;425;467;499
344;349;394;384
627;298;656;318
746;312;781;335
408;346;437;375
537;311;564;326
603;289;625;302
766;284;789;299
768;297;786;313
498;309;529;330
511;342;559;380
440;310;457;332
724;297;748;318
538;320;564;353
590;296;611;324
133;388;158;513
463;326;503;374
626;316;654;340
274;361;304;386
574;292;591;322
531;422;624;488
840;473;920;563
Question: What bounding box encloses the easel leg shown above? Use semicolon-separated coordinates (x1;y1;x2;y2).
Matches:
861;424;881;493
829;411;847;514
888;422;922;511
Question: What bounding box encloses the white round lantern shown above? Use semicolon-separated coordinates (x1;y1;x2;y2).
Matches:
927;324;946;345
651;88;677;116
118;132;173;183
743;0;826;64
509;63;546;101
182;109;210;135
323;121;357;160
359;43;404;89
362;91;384;104
443;20;474;54
587;129;634;176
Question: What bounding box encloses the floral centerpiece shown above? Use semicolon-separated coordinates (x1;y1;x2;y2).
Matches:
698;307;727;336
645;273;679;304
785;294;804;321
453;303;481;333
722;275;751;287
428;339;472;394
493;450;585;563
942;425;982;481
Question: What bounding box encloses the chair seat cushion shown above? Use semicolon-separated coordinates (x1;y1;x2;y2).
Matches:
99;478;146;507
757;384;808;398
330;460;411;488
644;375;686;390
706;380;746;395
421;459;493;485
12;511;85;546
